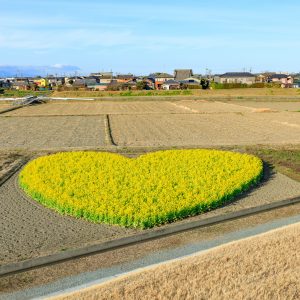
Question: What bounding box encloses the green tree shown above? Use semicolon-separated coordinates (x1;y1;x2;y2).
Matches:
136;81;147;90
201;79;210;89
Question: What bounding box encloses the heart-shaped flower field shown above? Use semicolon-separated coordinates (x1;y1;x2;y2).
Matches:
19;150;263;229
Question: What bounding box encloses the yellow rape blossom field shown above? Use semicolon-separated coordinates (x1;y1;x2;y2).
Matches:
19;150;263;229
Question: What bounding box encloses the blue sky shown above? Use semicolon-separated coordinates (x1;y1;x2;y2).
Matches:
1;0;300;75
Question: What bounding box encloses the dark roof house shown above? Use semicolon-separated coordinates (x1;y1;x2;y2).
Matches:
219;72;255;78
150;73;174;79
215;72;256;85
269;74;288;80
162;79;180;90
116;74;135;80
174;69;193;81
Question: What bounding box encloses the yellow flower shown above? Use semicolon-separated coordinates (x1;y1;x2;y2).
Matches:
19;150;263;229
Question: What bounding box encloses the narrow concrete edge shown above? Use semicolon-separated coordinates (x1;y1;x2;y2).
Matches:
1;194;300;277
0;105;24;115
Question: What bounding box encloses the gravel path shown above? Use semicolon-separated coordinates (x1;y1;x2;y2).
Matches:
0;116;106;150
1;168;300;266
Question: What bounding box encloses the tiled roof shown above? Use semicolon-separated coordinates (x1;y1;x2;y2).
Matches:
116;74;134;79
174;69;193;80
220;72;255;78
150;73;174;78
163;80;180;85
270;74;288;79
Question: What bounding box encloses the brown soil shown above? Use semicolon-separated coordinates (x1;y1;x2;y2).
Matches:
110;111;300;147
0;172;138;265
52;222;300;300
2;203;300;295
1;167;300;265
1;101;300;149
230;101;300;111
2;101;184;116
0;104;12;111
0;116;106;150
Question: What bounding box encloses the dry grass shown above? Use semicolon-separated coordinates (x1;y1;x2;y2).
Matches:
246;147;300;182
52;222;300;300
51;88;300;99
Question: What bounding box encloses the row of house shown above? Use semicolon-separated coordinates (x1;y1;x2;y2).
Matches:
1;70;300;91
214;72;299;88
0;69;202;91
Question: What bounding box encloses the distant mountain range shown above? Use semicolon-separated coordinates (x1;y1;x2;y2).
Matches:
0;65;81;77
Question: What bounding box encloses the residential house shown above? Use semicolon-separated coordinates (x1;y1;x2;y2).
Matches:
215;72;256;85
84;77;99;86
162;80;181;90
292;74;300;88
64;77;86;88
99;75;113;84
12;78;30;90
256;72;276;83
136;77;155;90
144;78;155;90
149;73;174;89
116;74;135;83
90;72;113;84
107;79;138;91
269;74;293;88
0;79;12;88
33;78;49;88
256;74;267;83
90;72;113;77
174;69;193;81
46;76;65;87
292;80;300;88
181;77;201;85
87;83;108;91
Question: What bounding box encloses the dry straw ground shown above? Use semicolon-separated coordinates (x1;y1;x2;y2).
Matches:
1;100;300;149
53;222;300;300
50;87;300;98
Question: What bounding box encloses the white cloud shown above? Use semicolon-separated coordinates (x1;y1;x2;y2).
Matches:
52;64;64;68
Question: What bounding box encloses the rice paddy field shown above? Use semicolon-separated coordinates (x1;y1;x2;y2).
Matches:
1;99;300;149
